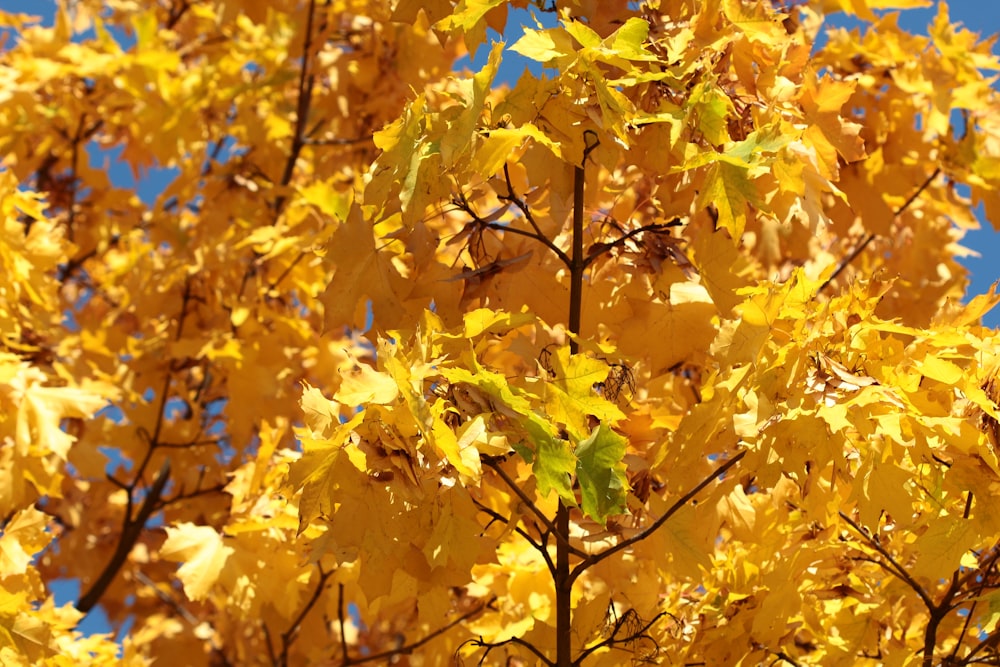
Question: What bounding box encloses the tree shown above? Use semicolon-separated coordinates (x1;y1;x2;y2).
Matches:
3;0;1000;664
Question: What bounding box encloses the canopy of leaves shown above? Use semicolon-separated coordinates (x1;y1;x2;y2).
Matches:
3;0;1000;665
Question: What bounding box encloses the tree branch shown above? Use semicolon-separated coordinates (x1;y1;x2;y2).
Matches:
77;458;171;613
572;608;666;665
77;280;196;614
582;219;683;269
497;163;571;266
472;498;556;574
276;565;333;667
272;0;318;216
134;569;198;625
464;634;556;666
340;596;493;666
818;166;941;295
483;458;588;559
571;450;746;584
838;511;936;611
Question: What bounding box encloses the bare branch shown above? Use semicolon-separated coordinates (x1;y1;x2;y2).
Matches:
78;458;171;613
272;0;318;216
572;450;746;583
572;608;666;665
341;598;493;666
818;166;941;295
838;511;935;610
276;565;333;667
582;219;683;269
134;570;199;625
483;459;588;559
463;634;556;667
337;583;349;663
472;498;556;574
497;163;571;266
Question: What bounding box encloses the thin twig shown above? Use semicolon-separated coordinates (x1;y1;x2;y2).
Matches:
771;651;801;666
817;232;876;294
277;565;333;667
268;250;307;291
337;583;349;663
497;163;571;266
572;609;666;665
572;451;746;584
273;0;318;216
582;219;683;269
134;570;199;624
472;498;555;574
483;459;588;559
466;634;556;666
838;511;935;610
818;166;941;294
341;598;493;666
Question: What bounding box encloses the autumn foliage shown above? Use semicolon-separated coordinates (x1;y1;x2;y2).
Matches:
4;0;1000;664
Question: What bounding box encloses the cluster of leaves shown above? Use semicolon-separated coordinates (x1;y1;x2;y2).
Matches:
4;0;1000;665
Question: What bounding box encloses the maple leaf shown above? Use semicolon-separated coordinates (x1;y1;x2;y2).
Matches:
319;204;413;330
161;523;235;602
543;347;625;439
574;424;628;523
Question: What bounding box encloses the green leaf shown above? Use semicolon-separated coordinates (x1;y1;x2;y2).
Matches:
441;360;535;417
575;424;628;523
726;123;789;163
688;80;733;146
533;431;577;506
440;351;579;503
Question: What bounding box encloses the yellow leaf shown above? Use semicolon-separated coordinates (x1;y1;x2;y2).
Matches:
0;508;49;577
161;523;234;602
300;383;341;438
335;363;399;406
918;356;964;385
697;162;755;240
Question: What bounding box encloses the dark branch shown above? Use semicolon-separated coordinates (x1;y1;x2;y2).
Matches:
277;565;333;667
582;219;683;269
272;0;318;216
818;166;941;295
497;163;571;266
571;450;746;583
134;569;198;625
572;608;666;665
78;458;171;613
483;458;588;559
838;511;935;610
463;634;556;666
472;498;556;574
341;597;493;666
